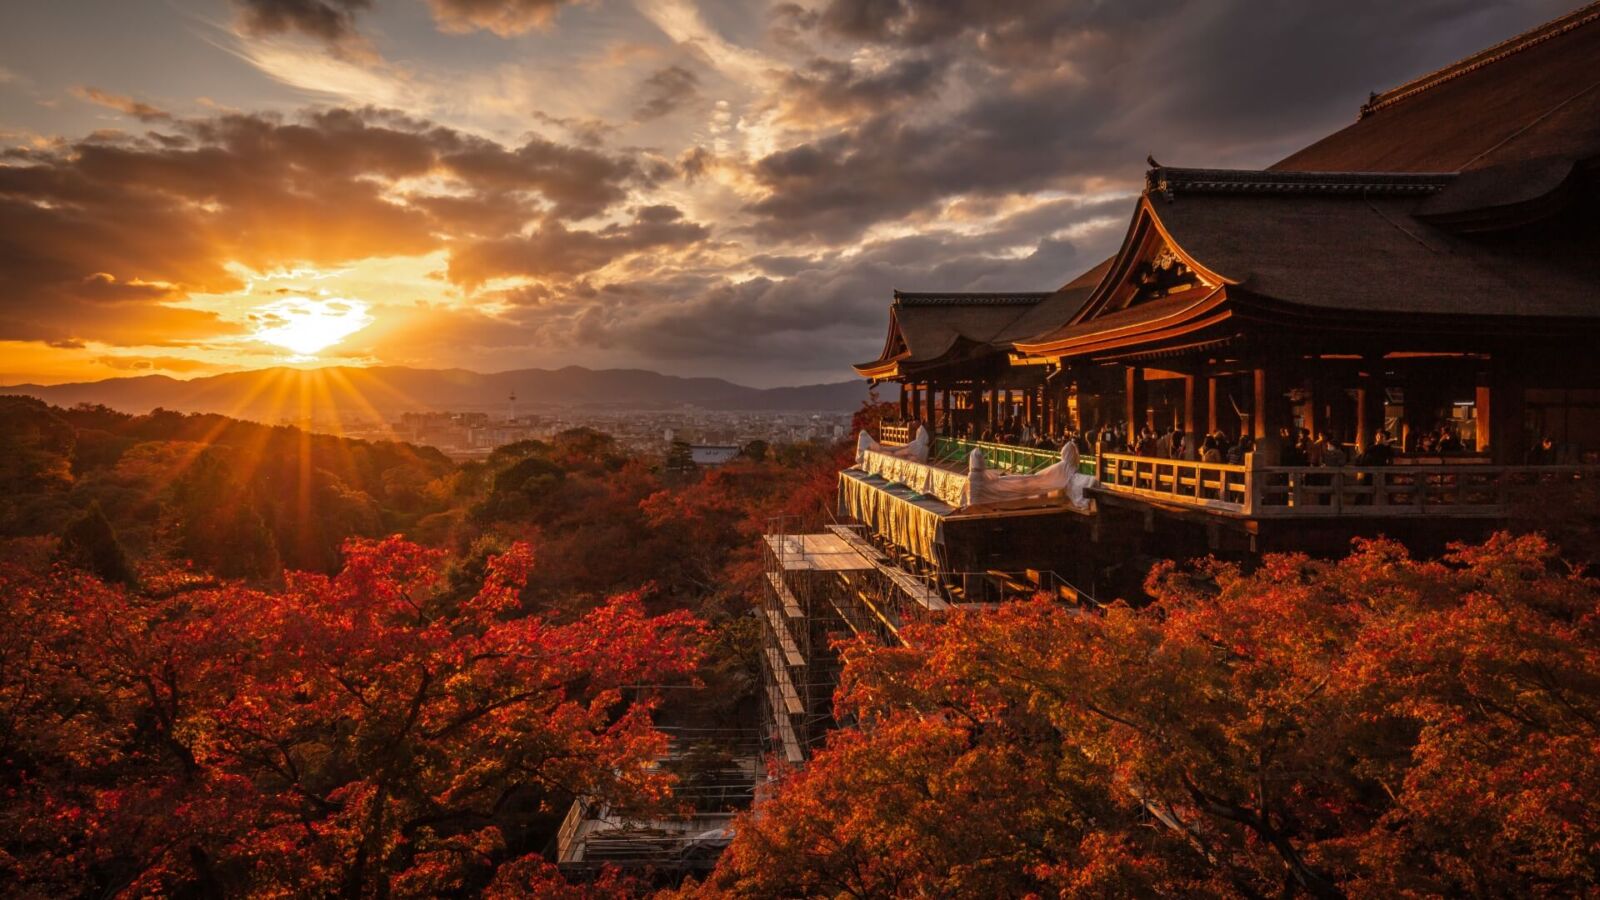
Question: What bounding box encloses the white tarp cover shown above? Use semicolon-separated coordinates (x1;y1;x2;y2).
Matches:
857;448;969;507
966;442;1095;511
856;427;930;465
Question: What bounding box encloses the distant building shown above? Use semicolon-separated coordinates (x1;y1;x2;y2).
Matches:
690;444;741;466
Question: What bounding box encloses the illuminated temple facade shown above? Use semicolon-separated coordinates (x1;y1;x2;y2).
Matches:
761;4;1600;766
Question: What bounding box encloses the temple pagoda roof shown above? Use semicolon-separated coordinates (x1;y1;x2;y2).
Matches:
1014;164;1600;358
1011;3;1600;360
1275;1;1600;173
853;291;1053;380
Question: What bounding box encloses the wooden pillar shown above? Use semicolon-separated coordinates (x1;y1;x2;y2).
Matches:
1302;380;1320;438
1182;375;1196;434
1253;365;1288;441
1206;376;1220;435
1125;367;1146;434
1474;382;1492;455
1355;369;1383;452
1487;361;1528;465
898;383;908;421
922;383;935;429
987;388;999;427
940;388;952;435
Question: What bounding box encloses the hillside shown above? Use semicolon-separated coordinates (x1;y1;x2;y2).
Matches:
1;365;873;418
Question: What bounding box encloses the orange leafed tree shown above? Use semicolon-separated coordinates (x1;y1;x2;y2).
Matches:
0;537;705;898
705;534;1600;898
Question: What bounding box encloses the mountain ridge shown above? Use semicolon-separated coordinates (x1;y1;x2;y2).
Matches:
1;365;873;418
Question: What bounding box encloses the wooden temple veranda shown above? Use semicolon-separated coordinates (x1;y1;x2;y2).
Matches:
859;0;1600;533
759;4;1600;772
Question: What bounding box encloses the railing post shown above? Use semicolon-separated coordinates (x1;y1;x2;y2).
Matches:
1243;452;1260;516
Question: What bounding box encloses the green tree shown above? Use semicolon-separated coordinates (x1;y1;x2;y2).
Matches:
58;502;137;586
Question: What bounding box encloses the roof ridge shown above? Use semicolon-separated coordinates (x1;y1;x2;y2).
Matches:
1145;167;1455;198
892;291;1051;307
1359;1;1600;118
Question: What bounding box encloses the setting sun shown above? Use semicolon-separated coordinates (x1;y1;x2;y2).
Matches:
251;297;373;356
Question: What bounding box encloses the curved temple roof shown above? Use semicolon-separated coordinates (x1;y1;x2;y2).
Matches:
856;2;1600;377
853;291;1050;380
1011;3;1600;360
1275;1;1600;173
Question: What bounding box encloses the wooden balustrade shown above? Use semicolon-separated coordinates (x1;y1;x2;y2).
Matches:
1095;453;1251;512
1093;452;1597;518
878;423;912;444
931;437;1096;476
1249;464;1596;517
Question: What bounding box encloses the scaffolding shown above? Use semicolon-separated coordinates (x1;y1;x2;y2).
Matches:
759;524;873;767
556;733;763;879
757;512;1103;774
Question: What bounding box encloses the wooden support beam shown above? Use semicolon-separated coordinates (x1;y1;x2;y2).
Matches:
1252;365;1287;441
1125;367;1146;434
1475;382;1492;455
1182;375;1197;435
1488;361;1528;465
1207;376;1220;435
1355;365;1383;452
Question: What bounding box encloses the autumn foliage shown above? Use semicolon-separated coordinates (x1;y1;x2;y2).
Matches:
707;534;1600;898
0;537;704;897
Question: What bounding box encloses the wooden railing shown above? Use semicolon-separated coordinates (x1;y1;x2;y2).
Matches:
1250;464;1596;517
932;437;1097;476
1094;452;1598;518
878;423;912;444
1095;453;1251;512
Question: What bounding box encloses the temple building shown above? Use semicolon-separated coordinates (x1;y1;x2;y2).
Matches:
761;3;1600;766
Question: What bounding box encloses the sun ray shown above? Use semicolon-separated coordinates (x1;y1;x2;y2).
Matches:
252;297;374;358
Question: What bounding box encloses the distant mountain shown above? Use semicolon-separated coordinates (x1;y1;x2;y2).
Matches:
0;366;873;420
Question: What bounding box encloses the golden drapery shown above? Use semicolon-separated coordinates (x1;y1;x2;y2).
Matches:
856;449;970;507
837;469;950;564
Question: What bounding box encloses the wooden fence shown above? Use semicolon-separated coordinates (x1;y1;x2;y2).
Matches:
1095;452;1596;518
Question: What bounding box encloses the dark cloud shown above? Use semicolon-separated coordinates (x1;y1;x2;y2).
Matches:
94;355;220;373
424;0;579;36
745;0;1577;242
634;65;701;122
234;0;373;43
448;205;711;287
0;105;650;347
531;111;618;148
484;196;1124;382
773;54;946;122
437;133;639;220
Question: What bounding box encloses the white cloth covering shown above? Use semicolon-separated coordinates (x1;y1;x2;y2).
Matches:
856;426;930;465
966;442;1095;510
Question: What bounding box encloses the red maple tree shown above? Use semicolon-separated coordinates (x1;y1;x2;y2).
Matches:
0;537;705;897
706;533;1600;897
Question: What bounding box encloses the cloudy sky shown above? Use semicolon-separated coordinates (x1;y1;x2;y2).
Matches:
0;0;1575;386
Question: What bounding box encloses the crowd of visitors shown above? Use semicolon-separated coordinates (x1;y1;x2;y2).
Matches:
903;414;1581;468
